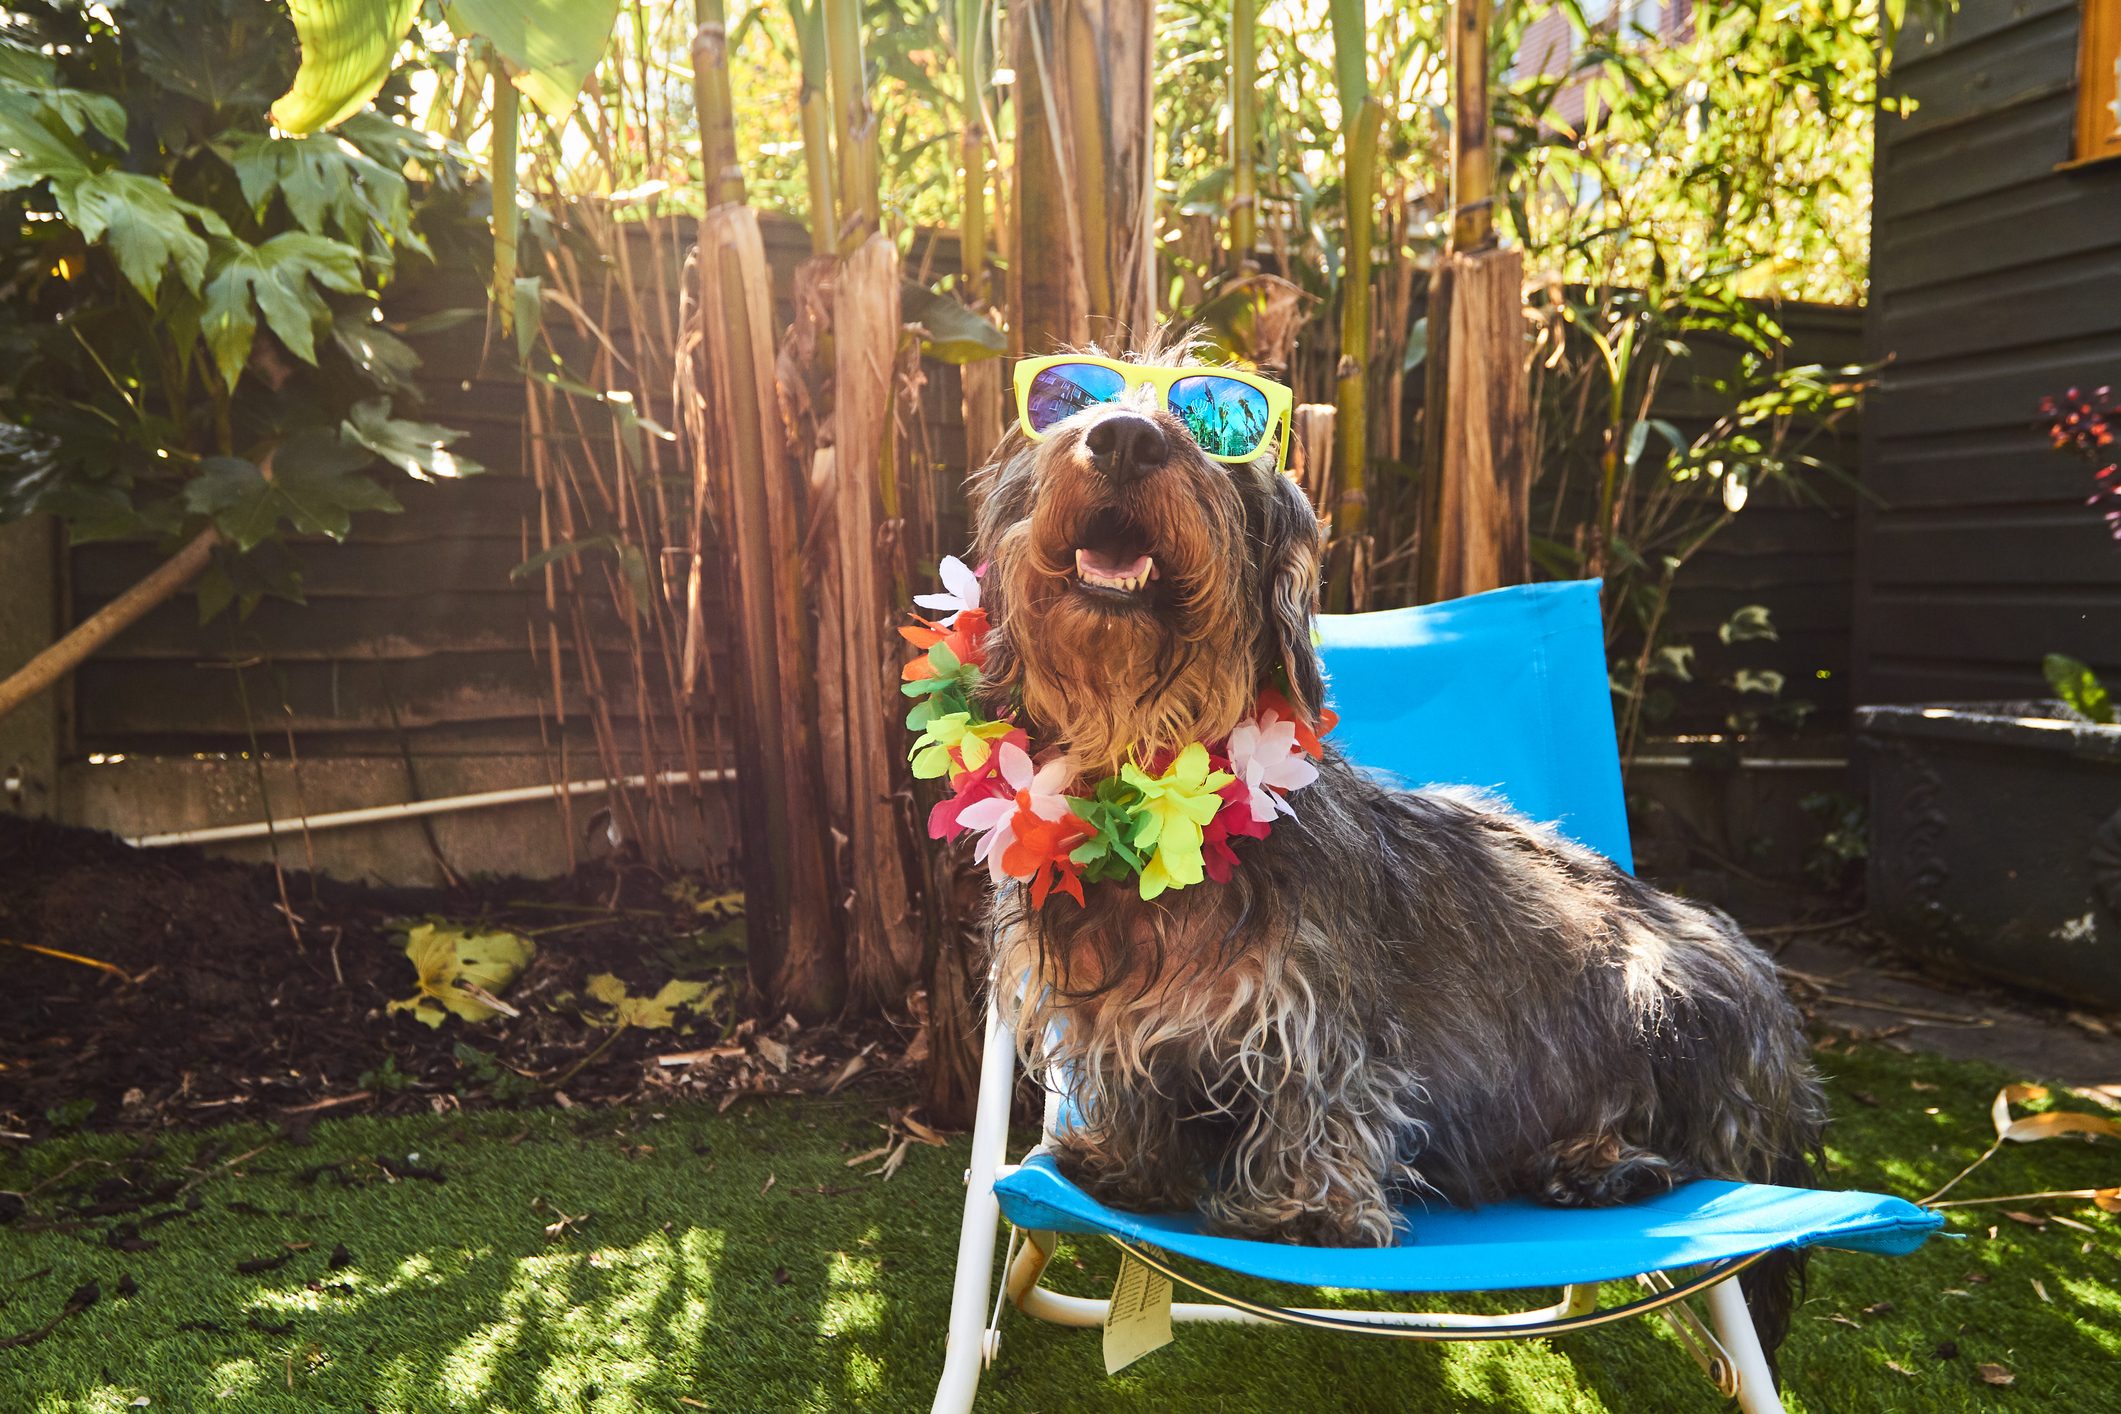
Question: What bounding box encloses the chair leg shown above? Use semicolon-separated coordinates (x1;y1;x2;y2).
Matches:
1704;1274;1788;1414
931;991;1018;1414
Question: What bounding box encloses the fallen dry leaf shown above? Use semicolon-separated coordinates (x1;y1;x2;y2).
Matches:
759;1172;776;1196
1976;1363;2014;1386
2096;1188;2121;1214
755;1035;791;1074
1862;1300;1897;1318
2031;1278;2050;1302
2002;1210;2046;1227
899;1112;947;1146
1885;1359;1917;1378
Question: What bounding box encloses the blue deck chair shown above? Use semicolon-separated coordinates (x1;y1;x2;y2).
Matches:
930;581;1941;1413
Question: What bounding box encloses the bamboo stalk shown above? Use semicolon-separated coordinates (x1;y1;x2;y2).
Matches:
1329;96;1384;611
700;208;844;1017
692;0;746;207
1013;0;1155;351
490;73;521;335
833;233;922;1009
822;0;879;249
1228;0;1257;268
788;0;838;255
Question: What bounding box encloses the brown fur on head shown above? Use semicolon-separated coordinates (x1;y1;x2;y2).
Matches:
969;334;1323;770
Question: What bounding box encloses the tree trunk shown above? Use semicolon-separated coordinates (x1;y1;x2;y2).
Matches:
1010;0;1156;353
0;525;218;726
696;205;845;1019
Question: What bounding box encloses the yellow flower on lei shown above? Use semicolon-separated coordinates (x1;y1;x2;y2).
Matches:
909;711;1015;780
1119;743;1235;901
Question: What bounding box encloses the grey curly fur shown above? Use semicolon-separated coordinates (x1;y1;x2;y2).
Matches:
959;338;1826;1356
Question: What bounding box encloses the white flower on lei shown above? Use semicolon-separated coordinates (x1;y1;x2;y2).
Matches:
951;742;1076;883
913;554;981;626
1224;711;1318;824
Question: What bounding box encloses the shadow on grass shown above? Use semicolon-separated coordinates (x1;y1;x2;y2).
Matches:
4;1042;2118;1412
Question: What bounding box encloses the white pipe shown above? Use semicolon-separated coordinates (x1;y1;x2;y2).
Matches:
931;984;1018;1413
1630;756;1847;771
123;769;736;849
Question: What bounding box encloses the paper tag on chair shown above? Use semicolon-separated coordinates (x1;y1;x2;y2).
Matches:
1102;1253;1173;1374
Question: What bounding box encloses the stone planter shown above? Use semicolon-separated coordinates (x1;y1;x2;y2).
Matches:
1858;701;2121;1006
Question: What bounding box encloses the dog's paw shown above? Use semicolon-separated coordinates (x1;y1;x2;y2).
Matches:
1534;1133;1680;1207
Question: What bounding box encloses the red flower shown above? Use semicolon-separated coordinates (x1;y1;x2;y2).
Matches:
1201;777;1270;884
1000;798;1094;907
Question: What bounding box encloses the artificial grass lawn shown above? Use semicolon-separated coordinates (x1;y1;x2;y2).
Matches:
4;1043;2119;1413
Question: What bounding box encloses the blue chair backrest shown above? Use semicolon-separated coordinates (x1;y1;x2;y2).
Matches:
1316;579;1633;871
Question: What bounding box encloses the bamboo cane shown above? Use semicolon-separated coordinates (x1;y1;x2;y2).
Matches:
833;233;922;1009
691;0;746;208
822;0;880;250
490;73;521;335
699;206;846;1018
1417;0;1530;603
1229;0;1258;269
1330;96;1385;611
789;0;838;257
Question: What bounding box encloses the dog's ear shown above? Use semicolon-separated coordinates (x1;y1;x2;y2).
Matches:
1253;471;1325;721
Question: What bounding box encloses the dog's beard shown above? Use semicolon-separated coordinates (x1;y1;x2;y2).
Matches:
989;440;1257;770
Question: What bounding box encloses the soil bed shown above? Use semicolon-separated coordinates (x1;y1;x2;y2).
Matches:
0;816;910;1141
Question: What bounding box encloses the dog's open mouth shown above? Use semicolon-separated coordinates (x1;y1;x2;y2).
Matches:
1071;505;1159;601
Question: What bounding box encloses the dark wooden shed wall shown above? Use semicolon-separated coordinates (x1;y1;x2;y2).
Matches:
1858;0;2121;706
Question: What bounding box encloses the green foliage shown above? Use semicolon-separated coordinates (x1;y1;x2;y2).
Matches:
2043;653;2115;726
273;0;421;134
357;1052;413;1094
0;0;480;622
451;1041;538;1100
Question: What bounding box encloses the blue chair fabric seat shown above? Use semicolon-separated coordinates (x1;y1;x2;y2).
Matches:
995;1154;1942;1294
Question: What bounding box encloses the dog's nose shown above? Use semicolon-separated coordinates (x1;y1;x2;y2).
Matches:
1084;412;1168;485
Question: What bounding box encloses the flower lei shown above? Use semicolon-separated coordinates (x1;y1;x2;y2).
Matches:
901;556;1335;907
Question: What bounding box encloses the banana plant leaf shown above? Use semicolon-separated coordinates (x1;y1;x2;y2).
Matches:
271;0;421;135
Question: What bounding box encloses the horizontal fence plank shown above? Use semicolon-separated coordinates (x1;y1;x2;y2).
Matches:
1875;248;2121;360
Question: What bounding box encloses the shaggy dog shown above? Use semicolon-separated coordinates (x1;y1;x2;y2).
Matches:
962;338;1825;1353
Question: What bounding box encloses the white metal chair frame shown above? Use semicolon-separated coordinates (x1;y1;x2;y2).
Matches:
932;987;1791;1414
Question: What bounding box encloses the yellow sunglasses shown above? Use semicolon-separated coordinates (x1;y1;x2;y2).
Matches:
1013;354;1294;473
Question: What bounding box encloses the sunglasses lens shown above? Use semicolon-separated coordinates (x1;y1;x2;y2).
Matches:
1169;375;1273;458
1025;362;1126;433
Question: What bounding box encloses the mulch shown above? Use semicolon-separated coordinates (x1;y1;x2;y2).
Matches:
0;815;916;1141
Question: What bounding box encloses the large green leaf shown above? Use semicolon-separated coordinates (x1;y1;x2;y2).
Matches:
53;171;230;299
182;434;399;551
200;232;365;389
271;0;421;135
900;279;1004;364
229;130;422;270
342;397;483;481
444;0;623;117
0;89;93;193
